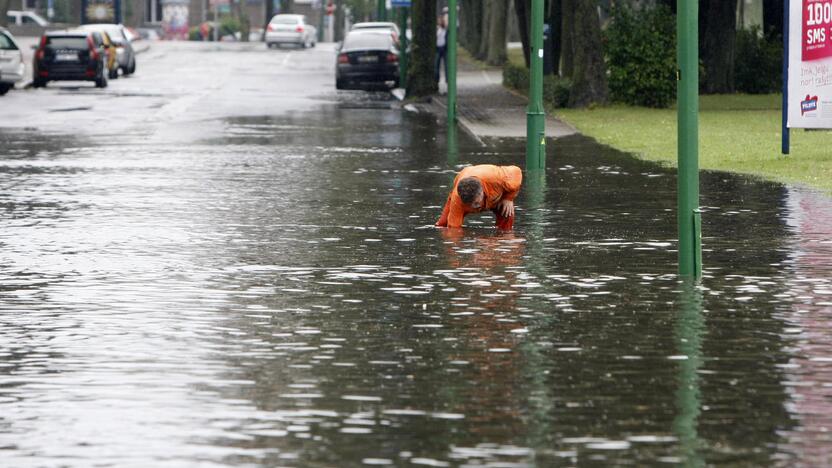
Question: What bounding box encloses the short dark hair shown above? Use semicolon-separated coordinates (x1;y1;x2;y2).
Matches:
457;177;482;204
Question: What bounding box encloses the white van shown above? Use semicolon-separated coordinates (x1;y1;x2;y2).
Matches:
6;10;50;27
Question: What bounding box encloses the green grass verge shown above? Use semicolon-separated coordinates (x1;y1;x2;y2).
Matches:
555;94;832;193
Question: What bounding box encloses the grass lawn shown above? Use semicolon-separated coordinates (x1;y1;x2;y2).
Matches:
555;94;832;193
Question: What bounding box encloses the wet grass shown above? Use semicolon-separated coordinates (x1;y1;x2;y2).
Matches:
556;95;832;193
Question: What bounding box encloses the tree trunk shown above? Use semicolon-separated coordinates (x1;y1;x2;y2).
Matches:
568;0;608;107
407;0;438;97
547;0;561;75
702;0;737;93
763;0;783;37
335;0;345;41
478;0;492;60
0;0;11;27
514;0;530;67
264;0;275;41
487;0;509;65
561;0;575;77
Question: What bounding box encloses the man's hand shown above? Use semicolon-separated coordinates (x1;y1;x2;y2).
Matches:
497;199;514;219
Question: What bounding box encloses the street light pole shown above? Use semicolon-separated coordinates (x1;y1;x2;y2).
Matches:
525;0;546;170
677;0;702;278
447;0;457;123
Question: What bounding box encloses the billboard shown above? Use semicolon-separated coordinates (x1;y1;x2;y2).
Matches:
788;0;832;128
81;0;119;24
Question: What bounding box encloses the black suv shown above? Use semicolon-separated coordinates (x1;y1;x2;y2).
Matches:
33;30;109;88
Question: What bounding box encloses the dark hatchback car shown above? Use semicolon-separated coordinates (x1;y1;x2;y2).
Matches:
336;31;399;90
33;30;109;88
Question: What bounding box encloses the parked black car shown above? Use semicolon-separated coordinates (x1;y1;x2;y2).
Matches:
33;30;109;88
336;30;399;90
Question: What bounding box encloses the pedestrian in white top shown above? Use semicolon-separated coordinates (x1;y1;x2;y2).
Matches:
435;14;448;87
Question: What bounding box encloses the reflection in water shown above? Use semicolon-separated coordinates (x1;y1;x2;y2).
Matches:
673;281;705;466
780;188;832;464
0;101;830;465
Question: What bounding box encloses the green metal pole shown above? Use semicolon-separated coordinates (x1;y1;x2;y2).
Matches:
399;7;409;89
526;0;545;170
447;0;457;123
677;0;702;278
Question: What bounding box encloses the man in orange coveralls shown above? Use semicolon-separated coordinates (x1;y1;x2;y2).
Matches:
435;164;523;229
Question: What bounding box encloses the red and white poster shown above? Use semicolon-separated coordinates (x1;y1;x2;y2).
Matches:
789;0;832;128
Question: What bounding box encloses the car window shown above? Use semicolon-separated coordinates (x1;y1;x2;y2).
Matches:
6;14;16;24
46;37;89;49
273;16;299;24
0;33;17;50
343;33;392;50
22;15;37;24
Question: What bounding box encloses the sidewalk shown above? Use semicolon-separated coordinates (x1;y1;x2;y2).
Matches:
411;55;577;145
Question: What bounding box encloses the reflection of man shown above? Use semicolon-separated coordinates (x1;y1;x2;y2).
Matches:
436;165;523;229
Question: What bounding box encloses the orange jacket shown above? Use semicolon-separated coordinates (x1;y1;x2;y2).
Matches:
436;165;523;228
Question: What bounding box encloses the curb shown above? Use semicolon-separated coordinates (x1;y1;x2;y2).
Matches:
429;96;487;147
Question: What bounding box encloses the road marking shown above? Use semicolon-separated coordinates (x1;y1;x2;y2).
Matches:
282;52;293;67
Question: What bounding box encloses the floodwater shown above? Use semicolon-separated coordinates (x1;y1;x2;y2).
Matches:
2;94;832;467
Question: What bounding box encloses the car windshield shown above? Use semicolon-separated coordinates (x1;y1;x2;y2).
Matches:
273;16;300;24
343;33;392;50
46;37;88;49
0;33;17;50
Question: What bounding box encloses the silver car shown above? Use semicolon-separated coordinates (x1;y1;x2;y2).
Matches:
77;23;136;75
0;27;25;95
265;14;317;49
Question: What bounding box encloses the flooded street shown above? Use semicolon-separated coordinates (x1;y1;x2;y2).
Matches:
2;41;832;466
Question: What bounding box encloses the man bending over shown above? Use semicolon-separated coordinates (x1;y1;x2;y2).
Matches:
435;164;523;229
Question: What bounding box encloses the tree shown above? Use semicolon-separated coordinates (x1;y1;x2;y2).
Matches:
568;0;608;107
561;0;575;78
407;0;437;97
486;0;509;65
701;0;737;93
0;0;11;27
514;0;531;67
762;0;783;37
546;0;562;75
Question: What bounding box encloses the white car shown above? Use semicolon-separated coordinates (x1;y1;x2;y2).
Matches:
351;22;400;44
0;28;25;95
6;10;49;27
265;14;317;49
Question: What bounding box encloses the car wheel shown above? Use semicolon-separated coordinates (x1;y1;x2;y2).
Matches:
128;58;136;75
301;40;308;49
0;84;11;96
336;79;344;90
109;68;119;80
32;78;47;88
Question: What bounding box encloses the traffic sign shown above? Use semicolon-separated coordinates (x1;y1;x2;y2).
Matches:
391;0;411;7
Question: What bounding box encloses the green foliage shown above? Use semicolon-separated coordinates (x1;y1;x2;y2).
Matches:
604;5;676;108
502;62;572;108
189;27;201;41
734;27;783;94
219;16;242;37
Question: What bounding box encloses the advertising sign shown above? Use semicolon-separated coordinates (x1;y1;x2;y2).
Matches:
81;0;117;24
391;0;411;7
789;0;832;128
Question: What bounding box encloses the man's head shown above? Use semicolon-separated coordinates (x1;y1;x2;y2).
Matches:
457;177;484;209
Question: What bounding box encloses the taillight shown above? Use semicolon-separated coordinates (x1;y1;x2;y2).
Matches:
386;53;399;63
267;24;274;32
338;53;349;64
36;35;46;60
87;36;99;61
296;26;304;33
